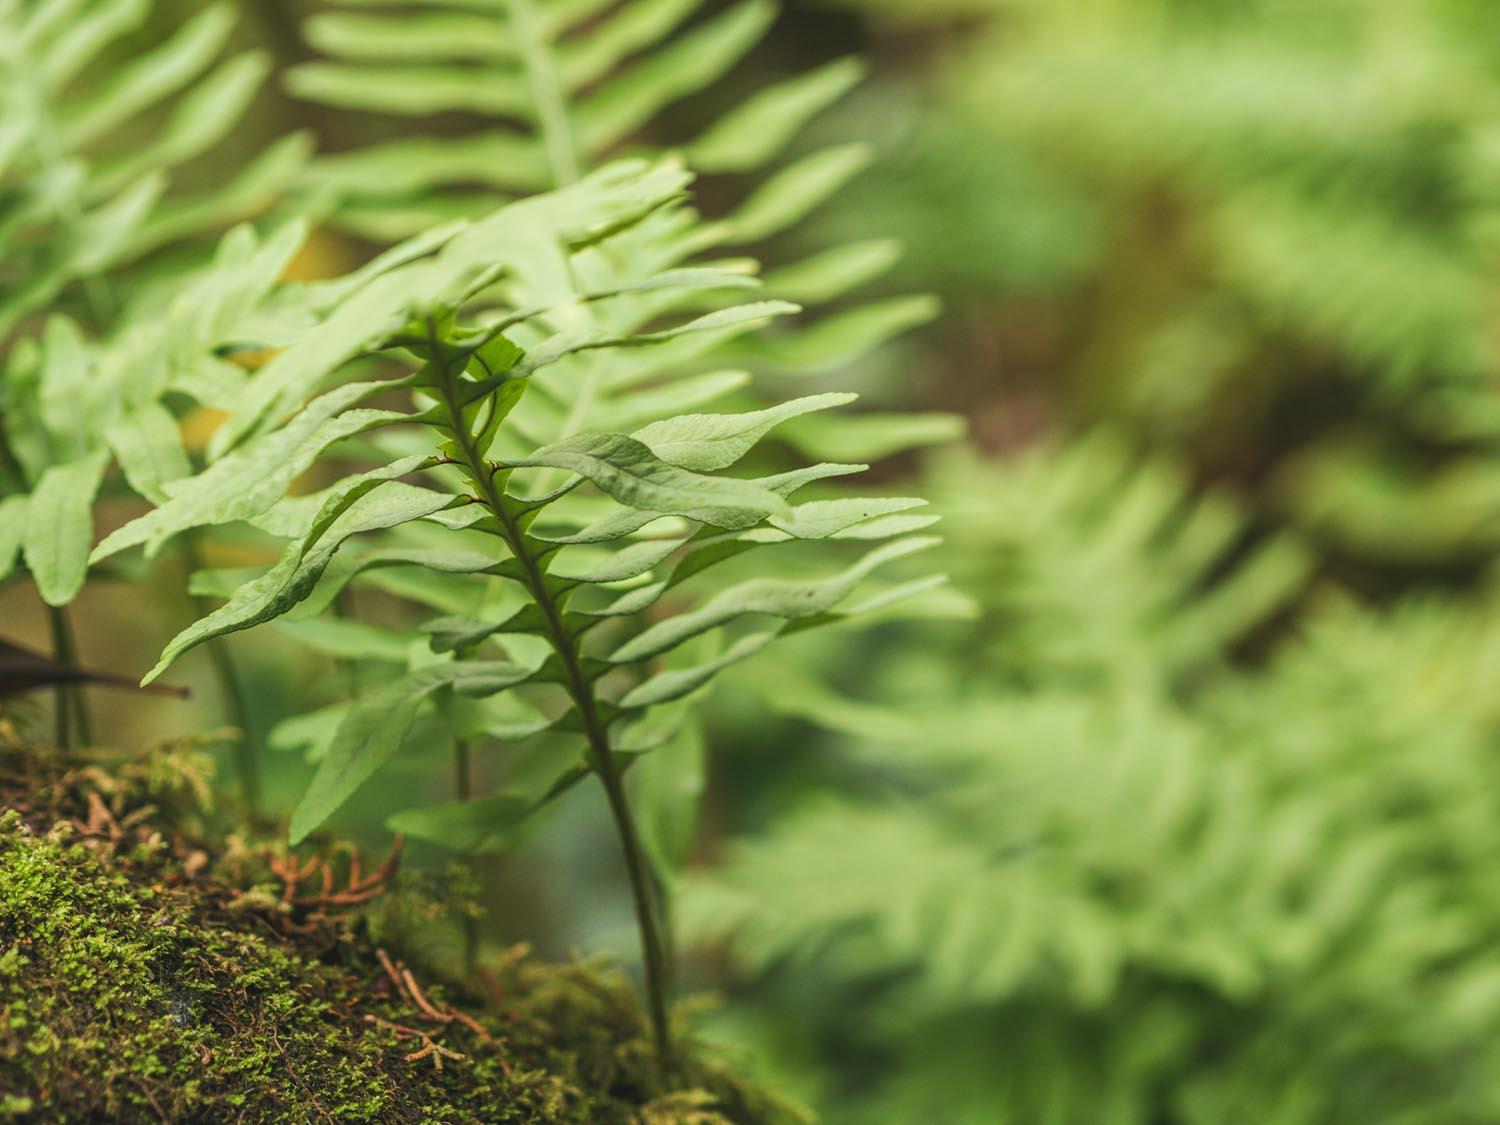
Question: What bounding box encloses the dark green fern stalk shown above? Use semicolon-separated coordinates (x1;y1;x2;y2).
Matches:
418;317;672;1053
182;533;262;815
45;603;89;749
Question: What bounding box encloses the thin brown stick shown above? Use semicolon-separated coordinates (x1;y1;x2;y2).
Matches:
376;949;411;1005
402;968;452;1024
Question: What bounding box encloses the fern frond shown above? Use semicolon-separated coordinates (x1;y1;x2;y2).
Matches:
95;161;932;858
0;0;313;622
92;160;939;1053
686;426;1500;1121
1;217;310;604
261;4;957;841
286;0;948;443
0;0;309;342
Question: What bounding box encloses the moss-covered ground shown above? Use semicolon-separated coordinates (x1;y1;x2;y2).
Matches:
0;730;806;1124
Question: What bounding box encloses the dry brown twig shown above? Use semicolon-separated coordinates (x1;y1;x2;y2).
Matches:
370;947;507;1075
363;1013;466;1071
403;967;452;1024
376;948;409;1003
268;835;405;909
74;790;121;843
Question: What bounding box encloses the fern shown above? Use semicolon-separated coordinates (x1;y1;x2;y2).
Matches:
687;436;1500;1122
290;0;847;230
2;223;309;597
0;0;311;762
285;0;950;443
926;435;1311;688
0;0;309;342
240;4;957;836
0;0;302;602
95;158;936;1054
248;0;959;896
819;0;1500;567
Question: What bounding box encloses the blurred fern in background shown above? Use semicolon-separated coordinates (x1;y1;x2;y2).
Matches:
816;0;1500;568
0;0;308;344
0;0;305;597
284;0;947;414
677;7;1500;1119
692;439;1500;1123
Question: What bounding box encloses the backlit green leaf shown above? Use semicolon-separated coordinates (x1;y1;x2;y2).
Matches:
632;393;856;471
726;143;872;244
21;450;109;606
95;381;411;561
610;536;940;663
512;432;792;522
142;481;455;682
104;402;191;503
689;57;866;174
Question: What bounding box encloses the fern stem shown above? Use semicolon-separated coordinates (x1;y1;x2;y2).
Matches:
500;3;625;489
47;605;72;749
505;0;581;186
594;761;674;1051
46;603;91;748
53;685;71;750
182;534;262;818
452;735;482;972
454;735;482;973
433;351;674;1060
454;737;473;801
494;493;673;1058
330;587;363;699
206;627;261;816
480;466;674;1058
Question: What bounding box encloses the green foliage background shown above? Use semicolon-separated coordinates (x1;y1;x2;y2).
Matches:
5;0;1500;1121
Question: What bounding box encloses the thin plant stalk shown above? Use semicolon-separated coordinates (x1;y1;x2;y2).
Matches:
431;338;674;1059
454;737;473;801
182;534;261;817
46;603;91;747
453;737;482;973
594;763;673;1055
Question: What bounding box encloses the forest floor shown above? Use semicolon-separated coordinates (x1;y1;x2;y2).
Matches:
0;725;802;1124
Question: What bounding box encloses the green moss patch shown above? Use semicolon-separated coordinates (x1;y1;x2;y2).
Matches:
0;736;805;1124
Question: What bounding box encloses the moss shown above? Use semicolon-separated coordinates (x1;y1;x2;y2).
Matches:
0;736;809;1124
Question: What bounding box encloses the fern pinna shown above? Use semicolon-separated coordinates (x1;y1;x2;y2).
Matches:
92;160;935;1055
290;0;864;238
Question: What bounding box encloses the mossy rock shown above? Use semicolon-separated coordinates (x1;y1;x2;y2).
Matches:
0;735;806;1124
